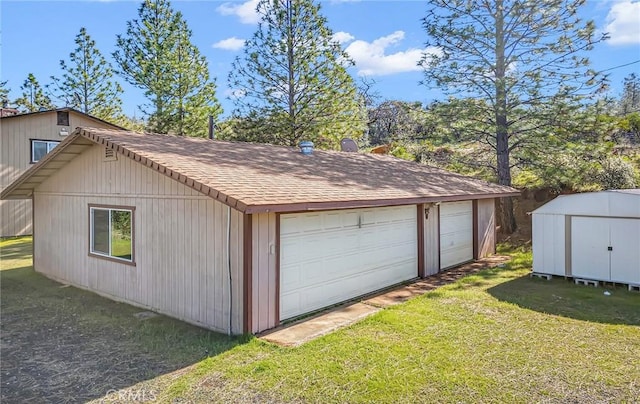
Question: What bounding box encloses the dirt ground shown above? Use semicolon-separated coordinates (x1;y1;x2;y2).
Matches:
0;238;240;404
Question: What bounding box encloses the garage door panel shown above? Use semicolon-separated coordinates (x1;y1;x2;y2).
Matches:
281;257;417;320
440;214;473;232
439;201;473;269
280;206;417;319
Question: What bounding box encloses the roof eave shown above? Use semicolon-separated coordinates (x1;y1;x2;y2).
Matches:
0;130;93;200
243;191;520;214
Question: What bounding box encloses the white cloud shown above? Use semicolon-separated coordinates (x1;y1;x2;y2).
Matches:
343;31;437;76
224;88;246;99
332;31;355;45
604;0;640;45
217;0;260;24
212;37;246;51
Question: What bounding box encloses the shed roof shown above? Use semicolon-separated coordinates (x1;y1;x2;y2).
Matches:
1;127;519;213
532;190;640;218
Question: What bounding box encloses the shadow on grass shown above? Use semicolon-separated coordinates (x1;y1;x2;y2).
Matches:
0;239;33;263
487;275;640;326
0;266;250;403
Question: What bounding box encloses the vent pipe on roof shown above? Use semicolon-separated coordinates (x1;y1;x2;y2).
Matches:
299;141;314;155
340;138;358;152
208;115;215;140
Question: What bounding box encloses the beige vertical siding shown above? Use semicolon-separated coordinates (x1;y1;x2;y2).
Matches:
476;198;496;258
251;212;278;333
1;111;119;237
423;203;440;276
33;143;244;334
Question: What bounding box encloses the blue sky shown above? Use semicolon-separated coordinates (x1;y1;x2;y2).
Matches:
1;0;639;119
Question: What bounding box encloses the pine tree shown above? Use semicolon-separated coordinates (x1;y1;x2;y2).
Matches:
0;81;9;106
620;73;640;115
419;0;607;233
113;0;221;136
227;0;366;149
14;74;54;112
49;27;125;123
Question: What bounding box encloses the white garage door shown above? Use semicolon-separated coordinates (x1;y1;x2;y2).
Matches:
280;206;417;320
440;201;473;269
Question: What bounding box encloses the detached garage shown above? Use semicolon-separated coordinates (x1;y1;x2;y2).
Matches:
2;127;518;334
532;190;640;285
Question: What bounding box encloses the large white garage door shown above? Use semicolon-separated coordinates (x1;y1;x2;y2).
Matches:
280;206;417;320
440;201;473;269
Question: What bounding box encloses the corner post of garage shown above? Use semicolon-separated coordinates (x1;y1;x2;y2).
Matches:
472;200;479;260
274;212;281;327
243;213;253;334
417;204;426;278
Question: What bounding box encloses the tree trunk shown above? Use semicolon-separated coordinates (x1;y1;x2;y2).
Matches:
494;0;516;234
286;0;296;145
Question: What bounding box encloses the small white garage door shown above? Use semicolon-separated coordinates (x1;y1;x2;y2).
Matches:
440;201;473;269
280;205;417;320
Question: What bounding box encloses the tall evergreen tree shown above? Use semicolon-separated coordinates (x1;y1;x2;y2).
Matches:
113;0;221;136
0;81;9;107
227;0;366;149
14;73;54;112
49;27;125;122
620;73;640;115
419;0;607;233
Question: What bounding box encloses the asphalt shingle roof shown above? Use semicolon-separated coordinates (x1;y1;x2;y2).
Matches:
2;127;519;213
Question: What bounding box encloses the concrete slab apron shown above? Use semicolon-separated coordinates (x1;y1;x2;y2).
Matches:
260;255;511;347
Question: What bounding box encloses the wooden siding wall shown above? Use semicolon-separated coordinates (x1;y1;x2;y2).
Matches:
251;212;278;333
33;144;244;334
423;203;440;276
476;199;496;258
1;112;118;237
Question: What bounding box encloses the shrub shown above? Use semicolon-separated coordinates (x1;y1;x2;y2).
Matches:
595;157;637;189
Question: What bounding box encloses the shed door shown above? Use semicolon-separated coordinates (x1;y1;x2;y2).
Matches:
439;201;473;269
280;206;417;320
571;217;610;280
571;217;640;283
610;218;640;283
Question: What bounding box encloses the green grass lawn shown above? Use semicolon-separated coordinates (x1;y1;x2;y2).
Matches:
2;238;639;403
141;245;640;403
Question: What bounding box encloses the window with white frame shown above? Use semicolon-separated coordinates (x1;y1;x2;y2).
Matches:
30;139;60;163
89;206;134;263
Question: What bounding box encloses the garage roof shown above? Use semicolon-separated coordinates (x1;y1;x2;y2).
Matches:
2;127;519;213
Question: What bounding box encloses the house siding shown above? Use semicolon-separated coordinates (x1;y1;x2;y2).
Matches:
33;143;244;334
424;203;440;276
1;111;119;237
476;198;496;257
251;212;278;333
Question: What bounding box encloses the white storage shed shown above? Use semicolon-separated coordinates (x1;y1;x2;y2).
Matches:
532;190;640;285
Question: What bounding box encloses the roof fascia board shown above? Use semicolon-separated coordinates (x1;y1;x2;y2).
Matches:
244;192;520;214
